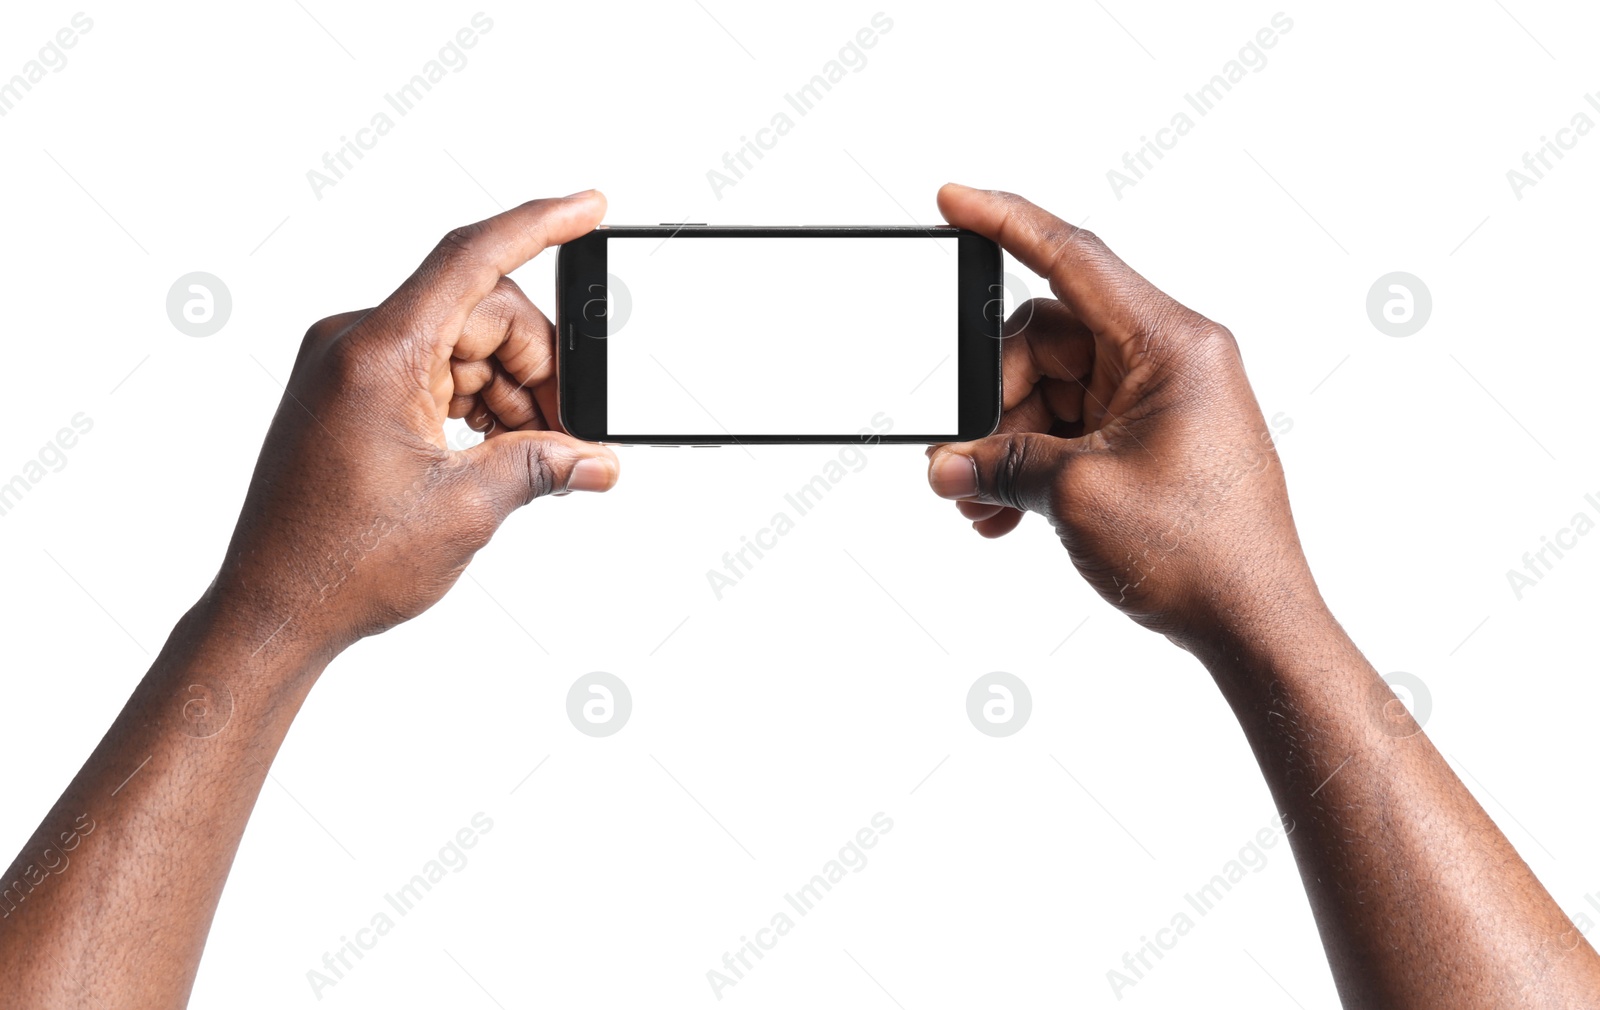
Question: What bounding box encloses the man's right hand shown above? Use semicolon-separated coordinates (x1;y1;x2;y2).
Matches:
926;184;1320;648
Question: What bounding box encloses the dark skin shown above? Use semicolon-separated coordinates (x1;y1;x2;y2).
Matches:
927;183;1600;1007
0;185;1593;1007
0;192;619;1006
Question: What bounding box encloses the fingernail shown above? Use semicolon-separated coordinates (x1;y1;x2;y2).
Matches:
568;457;614;492
565;188;598;199
928;452;978;499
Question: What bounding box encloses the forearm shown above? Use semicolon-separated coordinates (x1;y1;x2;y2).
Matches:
0;590;330;1008
1195;598;1600;1008
0;193;610;1008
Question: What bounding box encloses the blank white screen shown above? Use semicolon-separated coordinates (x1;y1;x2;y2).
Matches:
606;235;958;436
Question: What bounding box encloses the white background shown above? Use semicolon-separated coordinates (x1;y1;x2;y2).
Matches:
606;235;958;436
1;1;1598;1008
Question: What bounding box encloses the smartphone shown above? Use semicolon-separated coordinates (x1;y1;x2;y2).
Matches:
557;225;1002;444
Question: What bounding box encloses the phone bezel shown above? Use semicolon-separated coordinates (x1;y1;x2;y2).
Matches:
557;225;1002;445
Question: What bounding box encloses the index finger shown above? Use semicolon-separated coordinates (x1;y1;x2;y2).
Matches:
384;190;607;356
936;184;1170;345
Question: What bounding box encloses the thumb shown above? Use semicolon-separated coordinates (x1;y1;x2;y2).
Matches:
927;432;1083;516
463;430;619;521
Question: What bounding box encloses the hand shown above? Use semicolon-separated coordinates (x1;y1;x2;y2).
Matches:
214;193;620;658
926;184;1318;646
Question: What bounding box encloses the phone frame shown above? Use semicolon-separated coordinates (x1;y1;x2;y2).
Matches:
556;225;1002;445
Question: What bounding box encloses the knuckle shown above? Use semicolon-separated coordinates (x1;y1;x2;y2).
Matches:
1182;319;1243;375
1041;224;1105;281
1127;315;1241;405
439;223;482;256
1070;225;1103;251
1191;319;1238;351
490;275;525;303
322;318;410;395
518;439;559;501
322;332;369;388
993;434;1033;508
452;487;503;546
472;289;509;328
302;317;338;345
1004;297;1052;337
1056;223;1102;255
433;224;488;282
301;312;357;349
477;277;524;323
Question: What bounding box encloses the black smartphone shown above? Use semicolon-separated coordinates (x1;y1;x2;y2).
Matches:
556;225;1002;444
